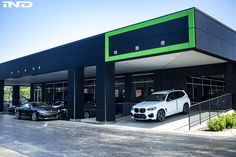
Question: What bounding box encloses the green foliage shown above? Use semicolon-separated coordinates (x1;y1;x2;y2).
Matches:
3;86;30;102
208;115;226;131
233;111;236;118
20;86;30;100
4;86;13;101
225;114;234;129
208;112;236;131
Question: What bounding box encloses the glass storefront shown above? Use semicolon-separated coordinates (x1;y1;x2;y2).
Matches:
186;76;226;103
84;79;96;103
115;76;125;103
115;76;125;114
131;73;155;103
44;82;68;103
3;86;13;112
32;73;226;105
32;73;157;114
34;84;42;102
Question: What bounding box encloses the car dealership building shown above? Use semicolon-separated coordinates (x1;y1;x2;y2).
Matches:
0;8;236;122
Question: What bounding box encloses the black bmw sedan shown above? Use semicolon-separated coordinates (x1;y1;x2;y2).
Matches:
15;102;59;121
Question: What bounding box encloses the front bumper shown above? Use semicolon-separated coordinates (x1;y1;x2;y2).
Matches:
131;109;157;120
38;112;59;120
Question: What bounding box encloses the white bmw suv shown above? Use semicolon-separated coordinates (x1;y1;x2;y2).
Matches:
131;90;191;122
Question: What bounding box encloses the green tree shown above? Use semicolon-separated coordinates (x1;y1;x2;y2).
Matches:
20;86;30;100
4;86;12;101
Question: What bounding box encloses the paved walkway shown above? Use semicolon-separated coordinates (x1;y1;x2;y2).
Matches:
1;114;236;157
0;146;28;157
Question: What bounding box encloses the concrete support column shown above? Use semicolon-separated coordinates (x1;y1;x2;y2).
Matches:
30;84;35;102
225;63;236;109
153;70;163;91
0;80;4;112
68;67;84;119
96;62;115;122
41;84;45;102
124;74;131;102
12;85;20;106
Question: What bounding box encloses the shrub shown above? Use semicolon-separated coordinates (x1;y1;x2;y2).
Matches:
225;114;234;129
233;111;236;118
207;112;236;131
208;115;226;131
232;112;236;126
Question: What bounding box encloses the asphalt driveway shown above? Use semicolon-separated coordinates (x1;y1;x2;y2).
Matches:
0;114;236;157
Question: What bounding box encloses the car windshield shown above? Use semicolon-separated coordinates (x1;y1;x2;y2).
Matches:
145;94;166;101
52;102;62;106
31;102;49;107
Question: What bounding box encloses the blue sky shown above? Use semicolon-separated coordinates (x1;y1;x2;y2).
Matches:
0;0;235;63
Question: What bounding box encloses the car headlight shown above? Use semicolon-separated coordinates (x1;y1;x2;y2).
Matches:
147;107;157;111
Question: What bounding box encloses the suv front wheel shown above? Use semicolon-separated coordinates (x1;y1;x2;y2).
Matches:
156;109;165;122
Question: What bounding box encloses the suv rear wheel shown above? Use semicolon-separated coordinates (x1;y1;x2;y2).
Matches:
183;103;189;114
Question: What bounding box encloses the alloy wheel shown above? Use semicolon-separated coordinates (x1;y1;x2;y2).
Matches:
183;104;189;114
32;112;38;121
157;110;165;122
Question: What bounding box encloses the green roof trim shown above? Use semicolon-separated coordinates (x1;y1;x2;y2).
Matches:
105;8;195;62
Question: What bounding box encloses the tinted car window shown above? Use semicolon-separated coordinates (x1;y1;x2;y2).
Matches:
31;102;48;107
174;91;185;99
178;91;185;98
167;92;175;101
145;94;166;101
52;102;63;106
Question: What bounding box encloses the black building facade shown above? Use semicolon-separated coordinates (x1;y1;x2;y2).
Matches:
0;8;236;122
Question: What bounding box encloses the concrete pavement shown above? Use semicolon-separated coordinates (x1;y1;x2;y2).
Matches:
0;146;28;157
0;114;236;157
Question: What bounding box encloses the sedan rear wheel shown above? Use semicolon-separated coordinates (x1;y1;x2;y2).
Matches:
156;109;165;122
16;111;21;119
32;112;38;121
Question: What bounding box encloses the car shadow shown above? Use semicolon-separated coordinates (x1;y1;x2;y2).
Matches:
114;113;189;130
12;116;59;122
